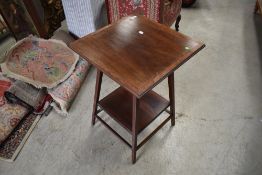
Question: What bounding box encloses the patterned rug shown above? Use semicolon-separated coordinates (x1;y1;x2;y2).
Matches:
0;73;29;145
106;0;182;26
48;58;90;115
0;114;40;162
1;36;79;88
106;0;161;23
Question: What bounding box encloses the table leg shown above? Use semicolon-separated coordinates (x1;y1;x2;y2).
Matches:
168;72;175;126
132;95;138;164
92;70;103;126
175;14;182;32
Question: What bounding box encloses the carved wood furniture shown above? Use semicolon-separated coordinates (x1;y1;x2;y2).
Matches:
0;0;64;40
70;16;205;164
105;0;182;31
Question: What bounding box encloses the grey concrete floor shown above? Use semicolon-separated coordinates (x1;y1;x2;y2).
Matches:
1;0;262;175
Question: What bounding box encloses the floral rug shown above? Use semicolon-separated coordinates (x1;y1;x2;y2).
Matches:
0;96;29;145
106;0;161;23
0;74;29;145
0;114;40;162
106;0;182;26
0;73;41;162
48;58;90;115
1;36;79;88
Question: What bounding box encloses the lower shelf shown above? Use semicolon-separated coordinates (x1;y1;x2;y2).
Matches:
98;87;169;134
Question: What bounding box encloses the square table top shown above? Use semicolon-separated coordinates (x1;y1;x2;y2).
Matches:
70;16;205;98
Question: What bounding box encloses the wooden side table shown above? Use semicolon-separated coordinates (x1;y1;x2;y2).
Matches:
70;16;205;164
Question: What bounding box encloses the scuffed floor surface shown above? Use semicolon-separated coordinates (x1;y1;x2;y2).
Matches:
0;0;262;175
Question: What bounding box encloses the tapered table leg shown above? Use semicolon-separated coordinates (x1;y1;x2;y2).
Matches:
175;14;181;32
92;70;103;126
168;72;175;126
132;95;138;164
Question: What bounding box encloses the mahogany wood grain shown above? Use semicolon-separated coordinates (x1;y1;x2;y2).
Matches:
71;16;205;164
98;87;169;134
70;16;205;98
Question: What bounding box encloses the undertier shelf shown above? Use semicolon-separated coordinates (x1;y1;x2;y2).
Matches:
98;87;169;134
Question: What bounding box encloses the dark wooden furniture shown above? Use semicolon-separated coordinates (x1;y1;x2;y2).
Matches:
23;0;65;38
0;16;10;41
0;0;64;40
70;16;205;164
255;0;262;14
182;0;197;7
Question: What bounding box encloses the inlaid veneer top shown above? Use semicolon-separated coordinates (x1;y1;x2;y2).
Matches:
70;16;205;98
